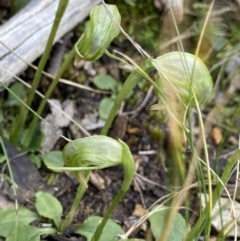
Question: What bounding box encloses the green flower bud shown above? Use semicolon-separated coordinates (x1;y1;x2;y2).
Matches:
152;52;213;107
62;136;134;189
75;4;121;61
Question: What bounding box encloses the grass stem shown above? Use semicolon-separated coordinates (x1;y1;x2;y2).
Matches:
10;0;69;145
23;48;75;149
186;149;240;240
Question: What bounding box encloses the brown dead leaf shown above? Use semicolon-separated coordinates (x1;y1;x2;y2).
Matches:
134;155;144;172
90;172;105;190
209;237;217;241
130;204;148;233
228;136;238;145
110;115;128;140
132;204;149;217
211;127;222;145
41;99;74;152
127;127;140;134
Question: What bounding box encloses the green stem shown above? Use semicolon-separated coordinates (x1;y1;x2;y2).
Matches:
0;137;17;197
60;171;90;232
91;140;135;241
91;189;125;241
186;149;240;241
10;0;69;145
23;48;76;149
100;58;154;135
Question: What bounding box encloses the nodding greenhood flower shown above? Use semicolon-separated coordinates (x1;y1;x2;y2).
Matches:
152;52;213;108
62;136;135;189
75;4;121;62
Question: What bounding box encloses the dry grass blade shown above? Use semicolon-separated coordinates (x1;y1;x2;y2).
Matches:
0;40;109;94
0;64;91;137
101;0;151;58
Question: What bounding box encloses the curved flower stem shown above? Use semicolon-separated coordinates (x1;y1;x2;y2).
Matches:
91;140;135;241
60;170;90;232
91;189;125;241
100;58;155;135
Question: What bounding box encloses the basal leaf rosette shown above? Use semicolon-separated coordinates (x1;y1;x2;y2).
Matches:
152;52;213;107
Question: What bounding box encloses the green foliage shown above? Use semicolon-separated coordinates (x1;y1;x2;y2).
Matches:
75;216;124;241
19;124;43;151
0;191;127;240
42;151;64;172
107;0;160;53
0;207;38;238
6;226;40;241
93;74;118;91
0;194;61;240
4;1;240;240
0;153;5;163
27;153;41;168
93;74;121;119
0;81;45;145
99;97;115;120
4;82;27;107
35;191;63;230
149;205;187;241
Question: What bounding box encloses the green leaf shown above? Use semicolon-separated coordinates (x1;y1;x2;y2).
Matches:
35;191;62;230
0;153;6;163
0;207;38;237
99;97;114;120
93;75;118;91
42;151;64;172
4;82;27;107
6;225;40;241
124;0;136;6
75;4;121;61
20;124;43;151
149;205;186;241
28;153;42;168
75;216;124;241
